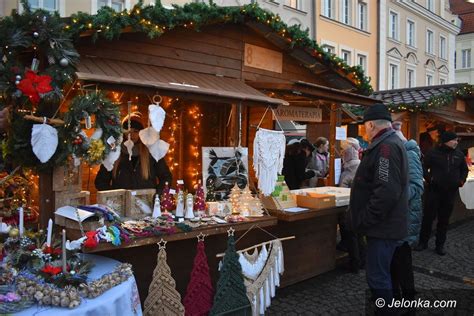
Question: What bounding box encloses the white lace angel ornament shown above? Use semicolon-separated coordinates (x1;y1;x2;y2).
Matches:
253;128;286;196
31;118;59;163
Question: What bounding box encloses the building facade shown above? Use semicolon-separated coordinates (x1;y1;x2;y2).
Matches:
450;0;474;84
315;0;379;91
379;0;460;91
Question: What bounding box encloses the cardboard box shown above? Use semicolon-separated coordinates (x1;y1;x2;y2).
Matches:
55;191;90;209
259;194;297;211
296;193;335;210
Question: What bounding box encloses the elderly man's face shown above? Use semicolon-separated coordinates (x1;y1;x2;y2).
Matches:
364;121;376;141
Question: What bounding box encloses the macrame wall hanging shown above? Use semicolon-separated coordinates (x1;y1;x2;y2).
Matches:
216;225;294;316
253;107;286;196
209;227;251;316
183;233;214;316
144;239;185;316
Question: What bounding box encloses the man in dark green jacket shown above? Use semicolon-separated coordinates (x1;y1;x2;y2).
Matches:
415;131;468;255
346;104;409;314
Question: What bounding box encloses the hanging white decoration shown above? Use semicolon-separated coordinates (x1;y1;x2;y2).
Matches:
139;126;160;146
124;137;134;161
147;139;170;162
148;103;166;133
253;128;286;196
91;127;103;140
102;146;121;171
31;122;58;163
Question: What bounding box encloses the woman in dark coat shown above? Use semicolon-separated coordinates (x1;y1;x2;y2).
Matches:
95;115;172;194
390;124;424;309
282;139;315;190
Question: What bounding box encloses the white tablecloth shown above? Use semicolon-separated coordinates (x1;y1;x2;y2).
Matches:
16;254;142;316
459;177;474;209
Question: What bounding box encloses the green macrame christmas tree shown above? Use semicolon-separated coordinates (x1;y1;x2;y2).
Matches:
144;240;185;316
209;228;251;315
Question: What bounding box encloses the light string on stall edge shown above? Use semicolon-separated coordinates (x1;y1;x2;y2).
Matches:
164;98;180;173
188;105;203;187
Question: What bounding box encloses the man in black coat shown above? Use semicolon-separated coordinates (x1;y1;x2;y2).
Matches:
415;131;468;255
346;104;409;313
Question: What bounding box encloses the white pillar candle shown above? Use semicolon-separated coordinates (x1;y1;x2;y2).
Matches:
46;218;53;247
18;207;24;237
62;229;67;273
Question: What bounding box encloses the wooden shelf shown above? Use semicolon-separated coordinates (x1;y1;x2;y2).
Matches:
83;216;278;253
267;206;346;222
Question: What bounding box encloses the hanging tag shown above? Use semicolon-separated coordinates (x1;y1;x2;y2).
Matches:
107;135;116;146
31;58;40;72
177;180;184;185
85;114;92;129
169;189;176;195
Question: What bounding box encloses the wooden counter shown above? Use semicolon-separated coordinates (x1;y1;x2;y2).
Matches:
84;216;277;253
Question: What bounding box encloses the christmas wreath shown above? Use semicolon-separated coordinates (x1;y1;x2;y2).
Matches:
61;92;122;165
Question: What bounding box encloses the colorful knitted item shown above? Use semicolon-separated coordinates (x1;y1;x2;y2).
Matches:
183;241;214;316
144;247;185;316
209;235;250;315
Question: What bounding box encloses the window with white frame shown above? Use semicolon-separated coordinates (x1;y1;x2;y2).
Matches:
287;0;302;10
323;0;334;18
440;78;446;85
27;0;57;11
341;0;351;25
462;49;471;68
322;45;335;54
358;2;368;31
426;30;434;54
342;50;352;65
357;54;367;72
440;36;446;59
389;11;399;40
407;20;415;47
407;69;415;88
98;0;125;11
389;63;399;89
426;73;433;86
427;0;434;12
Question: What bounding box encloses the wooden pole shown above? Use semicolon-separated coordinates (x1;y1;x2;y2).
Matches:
24;115;64;125
409;112;420;143
39;170;54;229
328;103;341;186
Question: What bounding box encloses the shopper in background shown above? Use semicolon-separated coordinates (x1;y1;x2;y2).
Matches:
338;137;365;273
346;104;408;314
307;137;329;187
390;122;423;313
415;131;468;255
282;139;316;190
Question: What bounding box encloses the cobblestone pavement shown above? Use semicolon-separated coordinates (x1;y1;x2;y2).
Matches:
266;218;474;315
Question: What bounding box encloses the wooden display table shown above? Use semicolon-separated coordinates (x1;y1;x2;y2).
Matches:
267;206;346;287
89;216;278;303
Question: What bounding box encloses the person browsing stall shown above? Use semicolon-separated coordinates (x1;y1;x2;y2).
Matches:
282;139;316;190
307;137;330;187
346;104;409;314
95;113;172;194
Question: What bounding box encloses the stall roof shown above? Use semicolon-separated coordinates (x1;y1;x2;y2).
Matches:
371;83;473;105
248;80;379;106
76;57;288;106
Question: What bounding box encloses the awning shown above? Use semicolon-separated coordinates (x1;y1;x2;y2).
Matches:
76;57;287;106
425;107;474;127
247;81;379;106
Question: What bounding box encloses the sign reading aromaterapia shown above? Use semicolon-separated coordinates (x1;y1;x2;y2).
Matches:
244;43;283;73
273;106;322;123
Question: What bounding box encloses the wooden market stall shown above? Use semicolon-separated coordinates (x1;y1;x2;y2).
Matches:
22;7;379;304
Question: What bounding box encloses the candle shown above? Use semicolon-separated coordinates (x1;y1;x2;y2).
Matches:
62;229;67;273
18;207;24;237
46;218;53;247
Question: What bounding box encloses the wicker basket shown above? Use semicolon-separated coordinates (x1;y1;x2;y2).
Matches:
0;285;34;314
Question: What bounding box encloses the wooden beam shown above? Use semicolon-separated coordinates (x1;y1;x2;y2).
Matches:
328;103;339;186
409;112;420;143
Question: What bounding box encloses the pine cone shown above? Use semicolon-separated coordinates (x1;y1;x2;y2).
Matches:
60;296;70;307
52;295;60;306
34;291;44;301
69;299;81;309
41;295;52;305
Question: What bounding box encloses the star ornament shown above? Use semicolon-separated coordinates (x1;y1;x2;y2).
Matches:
197;232;207;242
17;70;53;105
227;227;235;237
157;239;167;250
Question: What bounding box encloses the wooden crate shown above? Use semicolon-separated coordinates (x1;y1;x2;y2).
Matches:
296;193;335;210
97;189;127;217
55;191;90;209
52;164;82;192
259;194;297;211
125;189;156;217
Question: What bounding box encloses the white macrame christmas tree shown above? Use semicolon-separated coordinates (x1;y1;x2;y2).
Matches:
239;186;253;217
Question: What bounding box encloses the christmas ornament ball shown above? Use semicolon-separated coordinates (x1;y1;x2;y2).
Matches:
33;31;39;38
59;58;69;67
15;80;20;85
15;75;21;81
9;228;19;237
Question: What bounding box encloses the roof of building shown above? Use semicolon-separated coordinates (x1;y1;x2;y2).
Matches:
450;0;474;34
372;84;469;105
